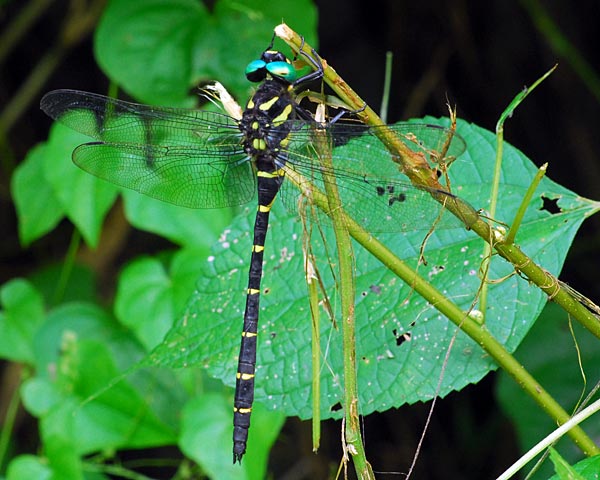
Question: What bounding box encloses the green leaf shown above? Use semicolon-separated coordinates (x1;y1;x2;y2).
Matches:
115;247;209;350
29;263;96;306
38;359;177;455
94;0;317;105
548;455;600;480
115;256;175;350
6;455;53;480
151;118;599;421
549;448;586;480
123;189;234;248
95;0;209;105
22;302;182;454
497;302;600;479
180;393;284;480
42;123;118;248
20;377;62;417
169;247;214;309
0;279;45;363
29;302;126;375
44;434;83;480
11;143;64;246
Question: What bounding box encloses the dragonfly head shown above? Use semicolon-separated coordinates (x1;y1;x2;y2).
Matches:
245;50;297;84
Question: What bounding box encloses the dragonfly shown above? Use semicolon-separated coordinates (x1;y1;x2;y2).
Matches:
40;42;471;463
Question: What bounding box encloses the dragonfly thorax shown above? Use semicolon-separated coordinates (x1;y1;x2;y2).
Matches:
239;80;297;170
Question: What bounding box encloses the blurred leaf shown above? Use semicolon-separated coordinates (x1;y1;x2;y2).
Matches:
44;433;83;480
95;0;209;105
94;0;317;105
497;302;600;479
0;279;45;363
42;124;118;248
115;247;209;350
30;302;128;375
123;189;234;248
22;302;182;454
180;393;285;480
29;263;96;306
115;256;175;350
6;455;53;480
169;247;214;308
11;143;64;246
151;118;598;421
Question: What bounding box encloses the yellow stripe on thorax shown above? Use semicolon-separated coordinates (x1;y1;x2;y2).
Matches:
271;104;293;126
258;96;279;111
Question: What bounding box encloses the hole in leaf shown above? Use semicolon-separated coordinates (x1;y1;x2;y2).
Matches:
392;328;412;347
330;402;342;412
540;195;561;214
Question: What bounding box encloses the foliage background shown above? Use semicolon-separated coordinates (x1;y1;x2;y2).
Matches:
1;0;599;479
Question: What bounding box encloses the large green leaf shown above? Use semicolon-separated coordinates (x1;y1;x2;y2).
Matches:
95;0;318;105
150;118;599;421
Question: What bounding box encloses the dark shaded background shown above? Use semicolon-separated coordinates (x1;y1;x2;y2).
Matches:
1;1;599;478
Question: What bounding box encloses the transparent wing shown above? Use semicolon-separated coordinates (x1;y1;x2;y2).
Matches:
279;122;474;232
41;90;254;208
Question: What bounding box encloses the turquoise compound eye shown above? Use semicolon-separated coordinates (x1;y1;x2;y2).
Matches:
245;59;267;82
245;59;266;75
266;61;297;82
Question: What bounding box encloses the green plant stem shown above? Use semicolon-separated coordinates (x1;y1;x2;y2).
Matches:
276;23;600;456
0;369;23;469
480;65;556;317
302;222;322;452
54;229;81;305
505;163;547;245
379;51;393;123
312;105;374;478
